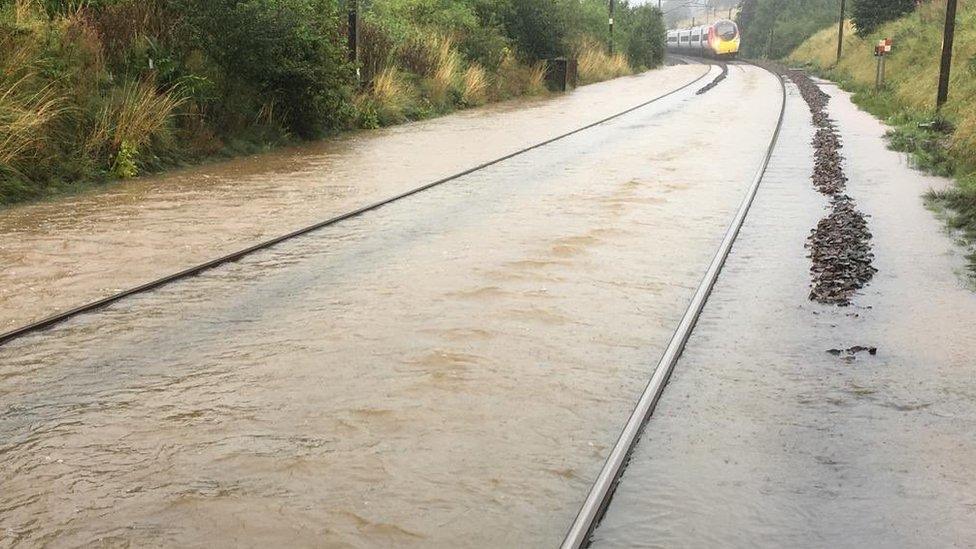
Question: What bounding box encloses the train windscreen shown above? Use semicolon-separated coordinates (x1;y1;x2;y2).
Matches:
715;21;738;40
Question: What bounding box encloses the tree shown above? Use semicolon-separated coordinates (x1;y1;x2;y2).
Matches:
625;5;665;70
173;0;356;138
734;0;837;59
851;0;916;36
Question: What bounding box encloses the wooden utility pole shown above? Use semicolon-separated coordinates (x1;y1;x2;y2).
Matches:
836;0;846;64
609;0;615;54
348;1;360;60
936;0;958;109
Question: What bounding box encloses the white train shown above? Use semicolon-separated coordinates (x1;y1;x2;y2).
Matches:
666;19;741;59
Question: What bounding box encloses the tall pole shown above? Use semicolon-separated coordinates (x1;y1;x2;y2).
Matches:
936;0;958;109
348;0;360;81
609;0;615;55
836;0;846;64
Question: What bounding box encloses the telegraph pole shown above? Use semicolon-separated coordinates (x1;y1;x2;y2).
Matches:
936;0;958;109
348;0;361;81
609;0;615;54
836;0;846;64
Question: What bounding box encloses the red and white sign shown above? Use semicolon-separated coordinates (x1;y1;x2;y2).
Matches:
875;38;894;56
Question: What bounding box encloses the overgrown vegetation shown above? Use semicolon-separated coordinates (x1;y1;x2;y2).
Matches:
734;0;839;59
851;0;916;36
0;0;666;205
789;0;976;272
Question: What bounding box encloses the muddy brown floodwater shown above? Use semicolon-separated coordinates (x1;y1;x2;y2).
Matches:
0;65;784;547
0;66;709;333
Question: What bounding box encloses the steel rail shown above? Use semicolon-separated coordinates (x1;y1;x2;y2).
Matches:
560;63;788;549
0;66;714;348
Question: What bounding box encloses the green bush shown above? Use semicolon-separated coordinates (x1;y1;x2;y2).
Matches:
736;0;838;59
173;0;356;138
851;0;916;36
495;0;571;59
625;5;665;70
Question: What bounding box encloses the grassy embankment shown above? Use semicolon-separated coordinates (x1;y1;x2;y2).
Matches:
0;0;666;206
789;1;976;270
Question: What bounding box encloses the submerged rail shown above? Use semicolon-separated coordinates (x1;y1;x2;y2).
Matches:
0;66;715;348
560;63;788;549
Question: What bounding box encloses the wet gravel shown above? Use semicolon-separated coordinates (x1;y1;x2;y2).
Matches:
696;62;729;95
789;69;877;306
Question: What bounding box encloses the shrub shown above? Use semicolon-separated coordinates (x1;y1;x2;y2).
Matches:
625;5;665;71
736;0;838;59
173;0;356;138
851;0;916;36
496;0;571;60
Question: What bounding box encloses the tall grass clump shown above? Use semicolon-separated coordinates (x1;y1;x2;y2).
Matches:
0;75;66;176
460;63;488;106
427;36;461;108
86;81;185;178
355;66;414;127
576;38;632;85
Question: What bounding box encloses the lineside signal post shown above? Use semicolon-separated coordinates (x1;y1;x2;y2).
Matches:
874;38;892;91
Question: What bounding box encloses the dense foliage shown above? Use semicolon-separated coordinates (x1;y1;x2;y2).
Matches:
0;0;665;205
623;5;667;70
735;0;839;59
850;0;917;36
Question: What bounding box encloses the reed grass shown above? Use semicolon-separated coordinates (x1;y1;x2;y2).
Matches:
86;81;184;174
576;38;632;85
356;65;416;126
461;63;488;106
428;36;460;108
0;75;67;174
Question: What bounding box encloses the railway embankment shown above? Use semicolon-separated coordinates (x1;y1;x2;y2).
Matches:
788;2;976;277
0;0;666;207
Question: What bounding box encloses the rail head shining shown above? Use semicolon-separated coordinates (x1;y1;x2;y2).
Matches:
560;64;787;549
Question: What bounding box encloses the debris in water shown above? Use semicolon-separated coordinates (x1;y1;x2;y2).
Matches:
827;346;879;358
787;68;877;306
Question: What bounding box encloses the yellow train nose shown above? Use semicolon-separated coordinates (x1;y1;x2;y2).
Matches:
713;37;741;55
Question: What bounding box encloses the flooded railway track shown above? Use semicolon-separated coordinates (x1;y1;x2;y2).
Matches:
0;68;713;349
561;62;787;549
0;62;790;547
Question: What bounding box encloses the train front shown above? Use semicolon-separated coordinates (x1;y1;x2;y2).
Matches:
710;19;740;58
